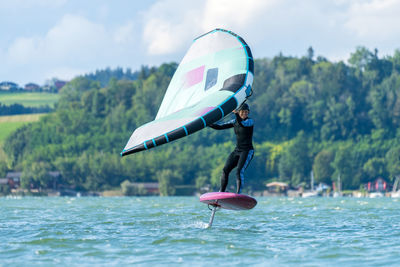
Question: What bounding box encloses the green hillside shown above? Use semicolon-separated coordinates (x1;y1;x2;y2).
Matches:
0;114;45;146
3;47;400;194
0;92;59;108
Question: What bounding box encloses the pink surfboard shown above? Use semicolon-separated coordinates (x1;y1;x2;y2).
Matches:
200;192;257;210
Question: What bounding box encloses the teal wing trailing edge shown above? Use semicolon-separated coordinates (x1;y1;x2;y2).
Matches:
121;29;254;156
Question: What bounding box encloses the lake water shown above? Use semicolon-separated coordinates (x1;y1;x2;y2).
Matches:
1;196;400;266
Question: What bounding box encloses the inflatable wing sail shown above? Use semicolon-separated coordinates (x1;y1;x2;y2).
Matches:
121;29;254;156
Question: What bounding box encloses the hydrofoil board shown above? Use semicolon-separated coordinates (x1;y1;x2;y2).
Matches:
200;192;257;210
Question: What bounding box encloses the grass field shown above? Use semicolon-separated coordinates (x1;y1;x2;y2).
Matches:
0;92;59;107
0;114;46;146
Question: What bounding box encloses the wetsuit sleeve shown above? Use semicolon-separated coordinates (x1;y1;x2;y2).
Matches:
235;113;254;127
209;119;235;130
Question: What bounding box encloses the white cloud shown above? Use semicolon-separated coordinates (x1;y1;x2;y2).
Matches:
7;36;39;64
143;19;188;55
4;0;400;85
141;0;352;60
142;0;276;56
44;14;108;61
3;13;140;84
139;0;400;61
345;0;400;40
7;14;108;64
142;0;203;55
201;0;276;32
3;11;149;84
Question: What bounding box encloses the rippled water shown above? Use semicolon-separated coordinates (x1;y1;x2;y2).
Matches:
1;196;400;266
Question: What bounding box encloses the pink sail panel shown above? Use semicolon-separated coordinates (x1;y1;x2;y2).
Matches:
184;65;205;89
193;106;215;117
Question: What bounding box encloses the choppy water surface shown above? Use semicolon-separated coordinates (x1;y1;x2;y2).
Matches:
1;196;400;266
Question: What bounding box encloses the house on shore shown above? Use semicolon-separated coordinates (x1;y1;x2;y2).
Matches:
6;172;21;188
24;83;41;91
0;81;20;91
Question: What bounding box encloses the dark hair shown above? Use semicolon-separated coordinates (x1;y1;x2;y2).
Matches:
238;103;249;111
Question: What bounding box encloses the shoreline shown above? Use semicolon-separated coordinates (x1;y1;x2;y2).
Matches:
0;189;396;198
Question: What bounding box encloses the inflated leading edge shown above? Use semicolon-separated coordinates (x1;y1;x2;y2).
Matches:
121;29;254;156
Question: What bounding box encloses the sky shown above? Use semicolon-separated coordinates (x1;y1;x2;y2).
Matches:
1;0;400;85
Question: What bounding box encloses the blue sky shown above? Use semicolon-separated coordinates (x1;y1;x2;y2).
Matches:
1;0;400;85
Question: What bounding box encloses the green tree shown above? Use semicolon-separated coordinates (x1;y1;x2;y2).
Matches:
363;158;387;180
369;73;400;130
278;132;311;186
195;175;208;191
307;46;314;61
157;169;182;196
121;180;147;196
21;161;53;189
331;143;361;189
386;146;400;180
0;161;7;177
348;46;375;71
313;150;334;184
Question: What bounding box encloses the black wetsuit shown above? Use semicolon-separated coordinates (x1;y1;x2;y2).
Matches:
209;113;254;193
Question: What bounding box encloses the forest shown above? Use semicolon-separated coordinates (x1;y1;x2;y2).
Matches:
0;103;52;115
3;46;400;195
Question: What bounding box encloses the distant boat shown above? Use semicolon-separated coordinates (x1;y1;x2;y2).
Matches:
391;176;400;198
368;177;387;198
302;171;318;198
302;191;318;198
333;174;342;198
369;192;384;198
391;192;400;198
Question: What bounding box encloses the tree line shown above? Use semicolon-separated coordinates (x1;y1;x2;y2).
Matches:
3;46;400;194
0;103;52;116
